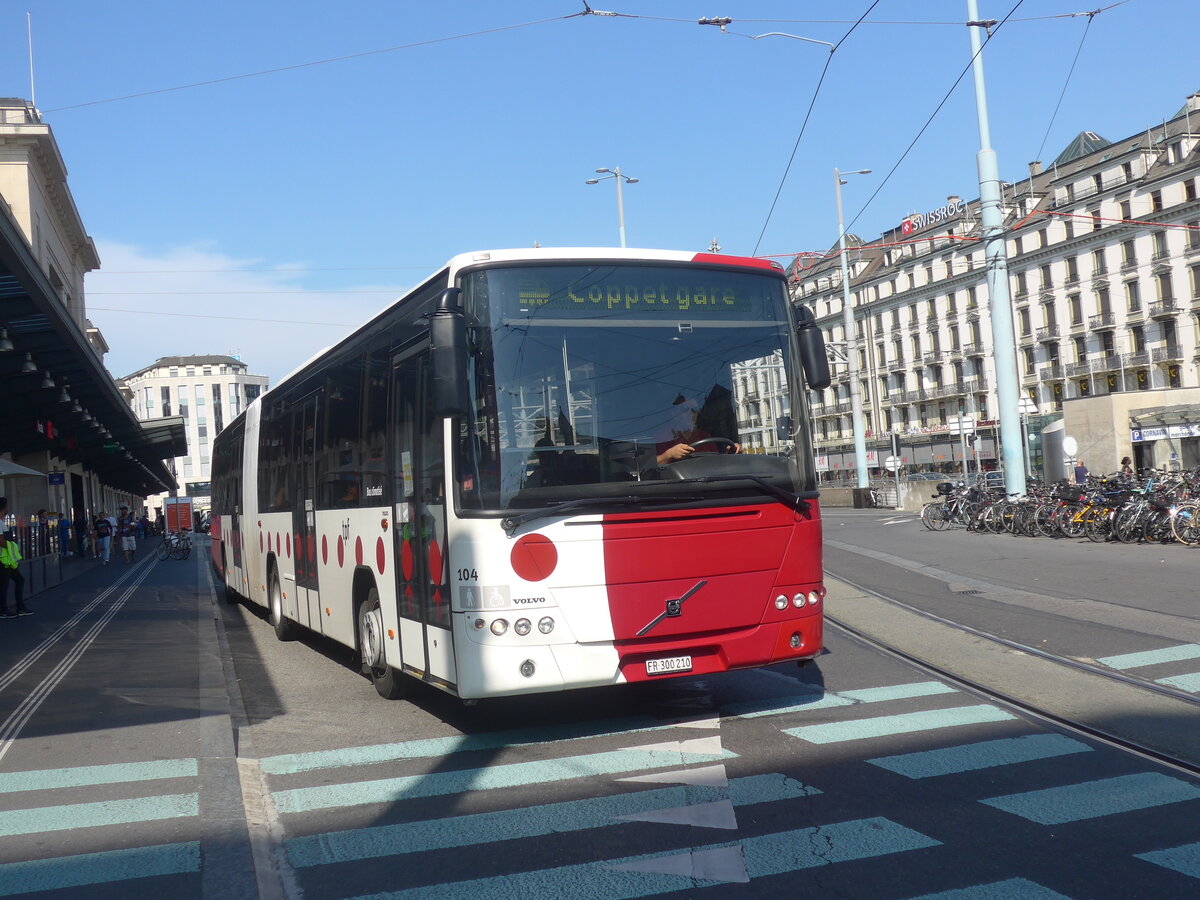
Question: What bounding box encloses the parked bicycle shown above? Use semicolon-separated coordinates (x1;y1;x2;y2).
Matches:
157;530;192;560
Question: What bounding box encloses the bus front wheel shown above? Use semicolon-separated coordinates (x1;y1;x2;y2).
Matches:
359;587;407;700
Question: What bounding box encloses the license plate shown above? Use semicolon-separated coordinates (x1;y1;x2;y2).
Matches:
646;655;692;676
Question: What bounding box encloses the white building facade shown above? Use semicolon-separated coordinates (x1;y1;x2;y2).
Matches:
793;91;1200;478
121;355;268;510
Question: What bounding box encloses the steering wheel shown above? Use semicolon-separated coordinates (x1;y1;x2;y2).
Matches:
688;437;737;454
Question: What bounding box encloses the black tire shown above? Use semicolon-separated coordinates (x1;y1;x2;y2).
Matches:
157;540;170;561
268;568;298;641
221;552;240;604
358;587;407;700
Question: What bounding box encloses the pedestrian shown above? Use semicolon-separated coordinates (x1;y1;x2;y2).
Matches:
0;530;31;617
58;512;72;556
1120;456;1134;479
1073;458;1089;484
94;510;113;564
117;504;137;564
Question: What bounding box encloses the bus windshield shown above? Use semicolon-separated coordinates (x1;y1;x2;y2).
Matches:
459;262;815;511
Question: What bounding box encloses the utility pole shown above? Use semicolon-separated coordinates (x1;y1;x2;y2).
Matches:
966;2;1026;496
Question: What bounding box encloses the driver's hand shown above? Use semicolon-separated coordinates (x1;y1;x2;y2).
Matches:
657;443;694;464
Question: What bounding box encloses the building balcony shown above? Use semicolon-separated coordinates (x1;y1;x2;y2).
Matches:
1089;311;1116;330
908;320;921;333
923;352;944;365
1122;351;1150;367
1065;360;1092;377
1036;325;1060;342
906;389;928;403
1152;345;1183;363
887;358;906;372
962;342;984;356
1093;353;1122;372
1038;363;1064;380
1149;299;1179;319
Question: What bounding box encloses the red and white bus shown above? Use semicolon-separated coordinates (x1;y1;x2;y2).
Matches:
210;248;831;701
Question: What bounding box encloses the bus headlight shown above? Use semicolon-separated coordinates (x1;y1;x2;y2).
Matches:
538;616;555;634
520;659;536;678
473;618;486;630
792;593;805;608
774;595;788;610
514;618;531;636
808;591;821;606
490;619;509;636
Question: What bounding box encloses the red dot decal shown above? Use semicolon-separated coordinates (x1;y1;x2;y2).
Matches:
337;536;345;567
286;532;292;558
322;535;328;565
355;537;363;566
376;537;386;575
401;540;414;580
511;534;557;582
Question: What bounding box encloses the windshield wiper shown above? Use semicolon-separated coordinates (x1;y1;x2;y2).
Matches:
501;494;707;535
669;475;815;512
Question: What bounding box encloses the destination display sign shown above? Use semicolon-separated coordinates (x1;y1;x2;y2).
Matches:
514;280;756;314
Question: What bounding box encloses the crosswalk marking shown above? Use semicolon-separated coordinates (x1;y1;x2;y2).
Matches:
1096;643;1200;670
272;743;735;815
1136;840;1200;880
0;793;199;837
784;705;1014;745
285;773;817;868
259;715;691;775
901;877;1074;899
868;734;1092;779
0;841;200;898
0;758;198;795
338;816;939;900
981;773;1200;825
1157;672;1200;692
724;680;956;719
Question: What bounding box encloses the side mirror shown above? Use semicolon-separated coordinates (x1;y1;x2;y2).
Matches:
429;288;470;416
794;305;832;390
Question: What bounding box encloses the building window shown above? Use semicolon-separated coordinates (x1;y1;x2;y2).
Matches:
1069;294;1082;324
1063;218;1074;239
1191;264;1200;298
1065;256;1079;283
161;386;172;417
1018;307;1032;336
1040;265;1052;289
1074;335;1087;362
186;367;195;376
1125;280;1141;311
1156;272;1174;301
1151;190;1163;212
1154;231;1169;259
1188;221;1200;250
1097;287;1111;315
1092;248;1107;275
1131;325;1145;353
1023;348;1035;374
1089;207;1101;232
1187;179;1198;202
1122;161;1133;182
1014;271;1027;296
1120;199;1132;221
1039;229;1049;248
1122;239;1137;268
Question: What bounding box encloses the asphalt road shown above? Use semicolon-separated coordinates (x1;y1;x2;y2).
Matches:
0;524;1197;898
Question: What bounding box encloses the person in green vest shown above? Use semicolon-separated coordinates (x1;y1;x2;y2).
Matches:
0;530;30;617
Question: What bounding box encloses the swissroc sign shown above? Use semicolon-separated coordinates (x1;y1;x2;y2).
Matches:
901;198;967;235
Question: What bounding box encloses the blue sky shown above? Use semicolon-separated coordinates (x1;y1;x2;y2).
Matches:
1;1;1194;385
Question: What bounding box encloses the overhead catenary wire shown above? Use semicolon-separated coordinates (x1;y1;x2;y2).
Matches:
840;0;1028;239
43;12;587;112
750;0;883;257
1033;9;1099;166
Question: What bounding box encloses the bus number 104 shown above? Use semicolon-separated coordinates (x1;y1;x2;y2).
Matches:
457;568;479;581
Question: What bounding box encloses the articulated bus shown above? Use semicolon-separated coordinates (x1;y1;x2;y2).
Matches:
210;248;832;701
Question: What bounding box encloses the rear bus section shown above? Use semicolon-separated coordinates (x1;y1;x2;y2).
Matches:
450;501;824;699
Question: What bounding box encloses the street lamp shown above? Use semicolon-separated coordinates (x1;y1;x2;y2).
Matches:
585;166;638;248
835;167;872;489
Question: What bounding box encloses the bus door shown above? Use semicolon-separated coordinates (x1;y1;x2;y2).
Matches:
390;350;452;682
291;393;321;629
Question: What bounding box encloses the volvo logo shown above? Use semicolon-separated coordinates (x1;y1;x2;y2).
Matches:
637;580;708;637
